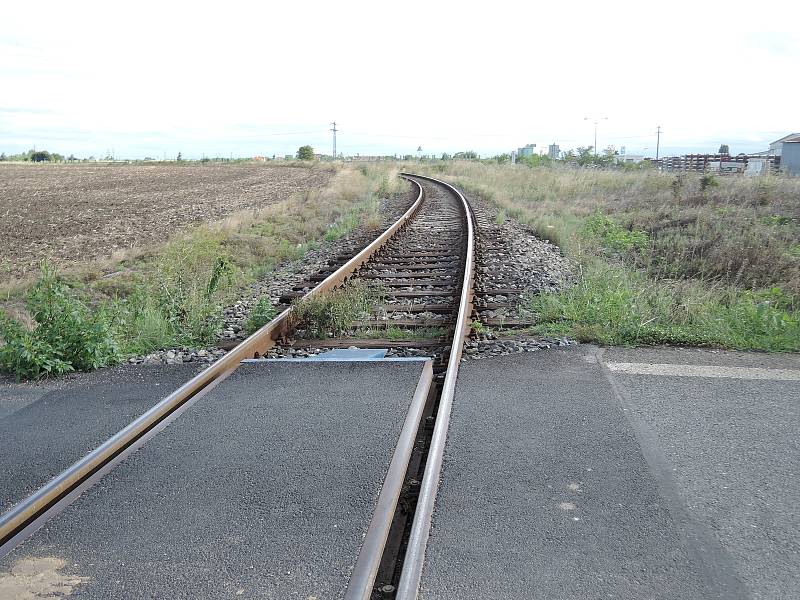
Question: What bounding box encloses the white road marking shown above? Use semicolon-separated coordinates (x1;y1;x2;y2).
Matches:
605;362;800;381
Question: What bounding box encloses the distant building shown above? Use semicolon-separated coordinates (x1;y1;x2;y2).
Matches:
517;143;536;158
547;144;560;160
768;133;800;155
769;133;800;175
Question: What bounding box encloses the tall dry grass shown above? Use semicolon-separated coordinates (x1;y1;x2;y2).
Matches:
413;161;800;296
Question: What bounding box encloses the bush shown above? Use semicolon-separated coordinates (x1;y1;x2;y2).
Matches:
0;264;120;379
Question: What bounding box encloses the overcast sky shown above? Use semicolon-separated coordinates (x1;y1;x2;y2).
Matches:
2;0;798;159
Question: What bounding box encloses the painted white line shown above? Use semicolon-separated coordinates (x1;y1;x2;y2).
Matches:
605;362;800;381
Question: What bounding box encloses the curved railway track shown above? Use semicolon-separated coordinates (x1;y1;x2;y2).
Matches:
0;174;475;600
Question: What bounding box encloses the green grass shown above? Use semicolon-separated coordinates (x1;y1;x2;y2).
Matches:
244;296;279;335
352;325;446;340
324;196;380;242
526;260;800;351
291;281;384;339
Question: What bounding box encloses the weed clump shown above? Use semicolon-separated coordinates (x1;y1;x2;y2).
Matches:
109;232;236;354
152;233;234;344
582;212;649;254
291;281;383;338
244;296;278;335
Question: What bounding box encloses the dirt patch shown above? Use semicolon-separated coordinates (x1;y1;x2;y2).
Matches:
0;556;88;599
0;163;333;283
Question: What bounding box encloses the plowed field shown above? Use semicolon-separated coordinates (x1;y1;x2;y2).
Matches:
0;163;333;283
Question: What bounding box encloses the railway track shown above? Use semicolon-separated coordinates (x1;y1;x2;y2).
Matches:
278;175;472;369
0;174;475;599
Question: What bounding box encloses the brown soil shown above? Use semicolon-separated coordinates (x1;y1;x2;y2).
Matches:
0;163;333;283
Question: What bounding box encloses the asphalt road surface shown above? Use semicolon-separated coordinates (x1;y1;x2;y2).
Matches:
0;364;199;511
419;345;799;600
0;360;427;599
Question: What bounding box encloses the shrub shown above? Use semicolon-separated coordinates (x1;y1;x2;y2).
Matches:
0;264;120;379
700;174;719;192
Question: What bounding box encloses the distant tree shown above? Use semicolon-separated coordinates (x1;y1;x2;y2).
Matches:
31;150;51;162
176;152;183;161
0;153;6;161
453;150;478;160
575;146;595;166
440;152;451;160
517;153;552;167
403;154;414;161
495;153;511;164
67;154;76;162
718;144;730;154
296;145;314;160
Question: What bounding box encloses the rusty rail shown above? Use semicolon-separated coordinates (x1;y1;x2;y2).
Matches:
396;174;476;600
0;178;425;558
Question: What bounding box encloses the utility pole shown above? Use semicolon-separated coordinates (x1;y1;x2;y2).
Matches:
656;125;662;160
330;122;338;159
584;116;608;156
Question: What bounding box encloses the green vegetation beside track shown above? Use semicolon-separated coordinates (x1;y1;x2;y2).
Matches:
413;161;800;352
0;164;408;379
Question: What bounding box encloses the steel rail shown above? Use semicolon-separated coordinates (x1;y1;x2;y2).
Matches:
345;360;434;600
0;178;426;558
395;175;476;600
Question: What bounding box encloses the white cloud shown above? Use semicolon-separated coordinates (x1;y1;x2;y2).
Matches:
2;0;798;158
